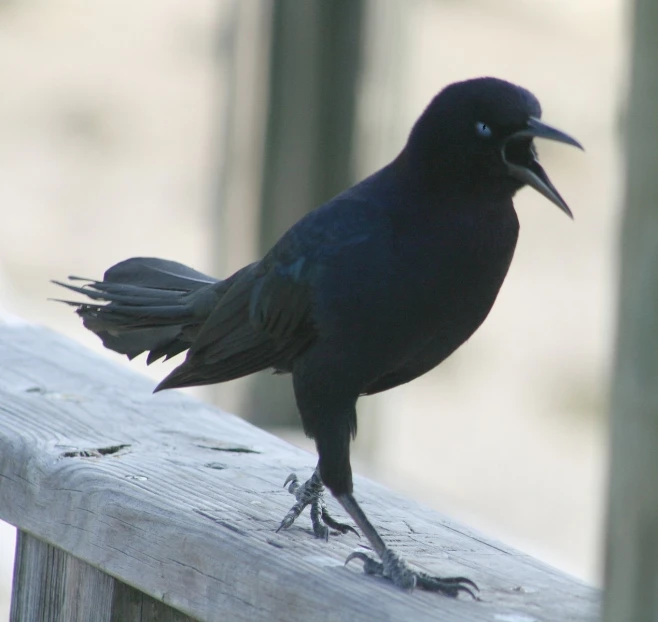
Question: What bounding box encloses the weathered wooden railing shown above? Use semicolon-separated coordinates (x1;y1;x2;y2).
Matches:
0;317;600;621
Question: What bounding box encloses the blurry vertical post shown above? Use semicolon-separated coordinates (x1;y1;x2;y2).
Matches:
604;0;658;620
218;0;366;429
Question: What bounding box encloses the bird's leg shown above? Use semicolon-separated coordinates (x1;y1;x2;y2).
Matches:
292;390;475;596
277;465;358;540
338;493;478;598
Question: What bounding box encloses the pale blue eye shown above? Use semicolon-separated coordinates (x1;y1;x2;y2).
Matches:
475;122;492;138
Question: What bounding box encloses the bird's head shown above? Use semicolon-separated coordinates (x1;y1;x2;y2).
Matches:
406;77;583;217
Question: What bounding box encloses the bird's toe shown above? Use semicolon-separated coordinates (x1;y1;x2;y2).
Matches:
345;551;384;576
346;547;478;598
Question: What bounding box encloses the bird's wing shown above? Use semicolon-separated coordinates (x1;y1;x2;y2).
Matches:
189;247;317;366
155;259;312;389
157;200;383;390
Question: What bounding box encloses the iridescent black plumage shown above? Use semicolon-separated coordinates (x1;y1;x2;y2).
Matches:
55;77;582;597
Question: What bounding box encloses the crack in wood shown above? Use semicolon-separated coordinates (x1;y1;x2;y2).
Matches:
194;509;248;536
61;444;131;458
204;462;228;470
196;443;260;454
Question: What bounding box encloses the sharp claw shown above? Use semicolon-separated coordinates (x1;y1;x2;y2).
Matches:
344;551;370;566
283;473;298;488
349;548;478;597
340;525;360;537
458;585;478;600
463;578;479;592
430;575;478;589
320;507;359;536
277;507;303;533
416;572;479;598
454;578;479;593
423;575;478;589
441;576;479;596
344;551;385;577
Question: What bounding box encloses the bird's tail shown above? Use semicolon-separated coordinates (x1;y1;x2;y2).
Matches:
53;257;226;364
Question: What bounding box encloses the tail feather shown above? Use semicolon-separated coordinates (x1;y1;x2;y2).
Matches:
54;256;310;391
102;257;216;289
53;282;194;314
54;258;222;362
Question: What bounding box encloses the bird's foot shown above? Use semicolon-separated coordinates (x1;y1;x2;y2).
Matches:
277;471;358;540
346;549;478;598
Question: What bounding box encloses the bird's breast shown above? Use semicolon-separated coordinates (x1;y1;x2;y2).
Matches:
315;204;519;378
392;204;518;312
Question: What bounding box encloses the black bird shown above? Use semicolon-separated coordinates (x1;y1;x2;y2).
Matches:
54;77;582;597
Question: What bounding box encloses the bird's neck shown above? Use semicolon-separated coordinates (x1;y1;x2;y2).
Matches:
389;149;517;218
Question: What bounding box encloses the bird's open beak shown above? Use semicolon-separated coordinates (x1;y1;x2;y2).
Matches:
503;117;583;218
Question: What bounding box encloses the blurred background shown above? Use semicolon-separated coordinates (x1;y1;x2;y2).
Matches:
0;0;626;616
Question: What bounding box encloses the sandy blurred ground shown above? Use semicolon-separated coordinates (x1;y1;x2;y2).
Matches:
0;0;625;615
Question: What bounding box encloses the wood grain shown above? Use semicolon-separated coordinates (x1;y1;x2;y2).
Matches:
10;531;199;622
10;531;114;622
0;321;600;621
